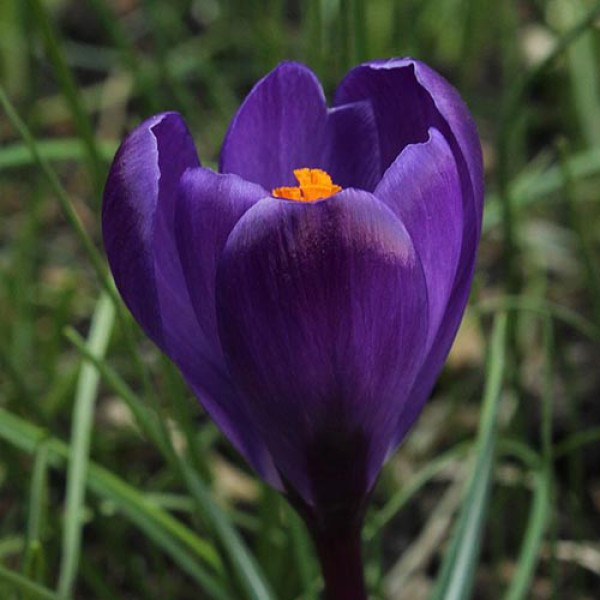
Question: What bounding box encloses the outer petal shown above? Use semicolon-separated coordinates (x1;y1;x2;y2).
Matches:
335;57;483;233
215;191;429;507
375;128;462;354
335;58;484;447
103;114;278;482
219;62;329;190
102;112;200;351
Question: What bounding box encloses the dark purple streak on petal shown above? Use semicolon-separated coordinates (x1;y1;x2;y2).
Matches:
215;191;429;505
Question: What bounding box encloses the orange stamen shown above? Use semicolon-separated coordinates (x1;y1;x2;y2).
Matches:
273;168;342;202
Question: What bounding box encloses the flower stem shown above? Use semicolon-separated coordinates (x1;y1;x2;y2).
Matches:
312;527;367;600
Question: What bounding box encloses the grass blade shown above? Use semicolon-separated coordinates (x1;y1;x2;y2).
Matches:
0;139;116;172
503;317;555;599
0;85;112;298
0;407;226;597
23;440;50;586
64;329;272;600
503;470;552;600
0;564;61;600
430;313;507;600
84;0;161;113
28;0;104;193
351;0;368;62
64;327;272;600
64;326;165;452
57;293;115;598
558;141;600;328
475;295;600;342
287;504;317;600
484;146;600;232
0;82;160;409
304;0;324;75
365;441;472;541
556;0;600;148
178;461;275;600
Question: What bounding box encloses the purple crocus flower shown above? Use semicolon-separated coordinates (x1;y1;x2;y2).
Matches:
103;59;483;599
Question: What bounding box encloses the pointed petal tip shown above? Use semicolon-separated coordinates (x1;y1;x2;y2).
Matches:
219;62;328;190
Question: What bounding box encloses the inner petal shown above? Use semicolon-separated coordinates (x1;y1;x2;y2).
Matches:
334;63;435;175
220;63;329;190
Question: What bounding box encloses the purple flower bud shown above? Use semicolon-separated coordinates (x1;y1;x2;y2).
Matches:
103;59;483;598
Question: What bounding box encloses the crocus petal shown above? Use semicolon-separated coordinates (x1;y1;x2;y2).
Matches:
174;167;268;348
408;59;484;235
375;128;462;354
215;191;429;507
334;58;483;233
335;59;484;448
324;101;381;192
103;114;278;483
171;167;282;480
103;112;200;351
220;62;382;193
219;62;329;190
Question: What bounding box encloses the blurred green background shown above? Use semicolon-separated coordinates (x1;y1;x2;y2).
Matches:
1;0;600;598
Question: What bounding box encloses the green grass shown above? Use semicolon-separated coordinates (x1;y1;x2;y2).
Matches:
2;0;600;598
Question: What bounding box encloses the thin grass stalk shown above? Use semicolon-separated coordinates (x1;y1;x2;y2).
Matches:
503;317;554;600
22;440;50;589
0;85;159;406
556;0;600;147
0;407;227;597
495;0;600;390
65;328;274;600
430;313;507;600
364;441;472;540
64;327;166;452
288;506;318;600
57;293;115;598
474;295;600;342
85;0;162;113
0;565;61;600
557;140;600;328
28;0;104;194
484;146;600;232
497;0;600;247
0;139;116;171
339;0;352;74
306;0;324;75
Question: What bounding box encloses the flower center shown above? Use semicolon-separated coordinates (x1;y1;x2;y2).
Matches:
272;168;342;202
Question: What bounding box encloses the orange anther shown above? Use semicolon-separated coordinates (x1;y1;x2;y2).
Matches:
273;168;342;202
